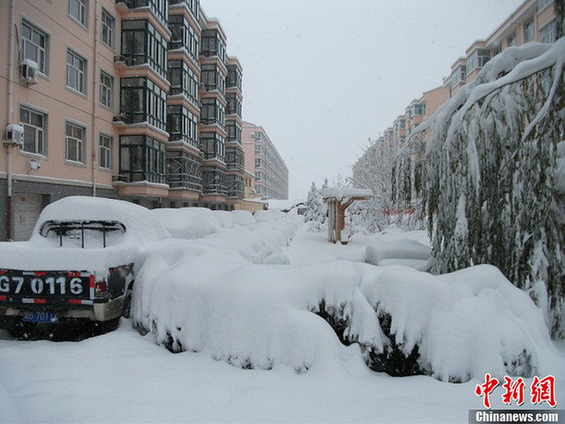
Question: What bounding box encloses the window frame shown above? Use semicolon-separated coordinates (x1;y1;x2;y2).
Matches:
20;105;47;157
120;77;167;131
99;69;114;110
199;131;225;161
21;19;49;75
524;18;535;43
65;121;87;164
507;32;517;47
101;8;115;48
539;20;556;44
99;133;114;170
68;0;88;28
167;104;199;147
121;19;167;79
119;134;166;184
66;48;87;95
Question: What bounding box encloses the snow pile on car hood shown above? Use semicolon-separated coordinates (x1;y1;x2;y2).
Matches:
133;242;560;381
0;196;169;274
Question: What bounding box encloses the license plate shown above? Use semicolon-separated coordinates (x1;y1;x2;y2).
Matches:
23;310;59;324
0;270;91;299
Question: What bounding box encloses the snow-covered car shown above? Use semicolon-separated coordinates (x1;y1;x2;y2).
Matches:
0;196;168;336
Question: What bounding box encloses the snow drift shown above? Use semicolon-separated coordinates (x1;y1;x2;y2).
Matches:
133;236;556;382
365;239;431;270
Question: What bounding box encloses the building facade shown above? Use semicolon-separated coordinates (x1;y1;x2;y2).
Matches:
0;0;245;241
242;122;289;200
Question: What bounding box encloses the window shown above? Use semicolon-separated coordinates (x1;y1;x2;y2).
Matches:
21;20;48;74
199;132;225;161
168;60;198;105
65;121;86;164
255;158;262;168
99;134;113;169
226;93;242;117
466;49;490;73
101;8;115;48
524;18;535;42
119;134;166;183
227;64;242;90
539;21;556;44
507;33;517;47
68;0;88;27
120;77;167;131
200;29;226;63
226;149;243;171
202;168;227;196
226;120;242;143
201;64;226;95
67;49;87;95
167;105;198;147
168;14;199;63
226;174;243;199
166;150;202;191
99;70;114;109
121;20;167;78
20;106;47;156
411;104;425;116
200;98;225;128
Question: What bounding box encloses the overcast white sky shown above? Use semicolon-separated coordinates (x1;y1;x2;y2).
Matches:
204;0;523;200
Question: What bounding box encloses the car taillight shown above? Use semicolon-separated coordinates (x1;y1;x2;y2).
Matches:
94;280;107;296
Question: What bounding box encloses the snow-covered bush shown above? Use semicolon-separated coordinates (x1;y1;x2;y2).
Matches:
396;40;565;338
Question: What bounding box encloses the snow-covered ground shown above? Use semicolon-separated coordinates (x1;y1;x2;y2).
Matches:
1;220;564;423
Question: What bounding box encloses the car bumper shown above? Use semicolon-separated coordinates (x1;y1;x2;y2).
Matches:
0;296;125;324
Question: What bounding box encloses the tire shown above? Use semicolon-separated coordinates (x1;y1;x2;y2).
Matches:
122;290;133;319
8;320;37;340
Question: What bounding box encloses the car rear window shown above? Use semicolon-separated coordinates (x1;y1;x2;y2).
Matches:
39;220;126;248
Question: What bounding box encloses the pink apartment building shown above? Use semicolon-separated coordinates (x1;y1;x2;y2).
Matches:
0;0;246;241
376;0;557;146
242;122;289;201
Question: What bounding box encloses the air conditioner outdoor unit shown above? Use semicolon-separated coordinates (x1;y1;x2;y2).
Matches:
20;59;39;84
5;124;24;146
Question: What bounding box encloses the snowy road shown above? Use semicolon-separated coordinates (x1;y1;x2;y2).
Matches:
1;226;564;423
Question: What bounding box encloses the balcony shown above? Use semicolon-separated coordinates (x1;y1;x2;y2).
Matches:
116;0;168;26
169;0;200;21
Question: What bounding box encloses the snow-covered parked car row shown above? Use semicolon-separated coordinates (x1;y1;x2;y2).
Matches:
0;197;298;337
0;196;559;385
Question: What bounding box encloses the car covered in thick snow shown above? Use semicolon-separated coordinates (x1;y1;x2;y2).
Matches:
0;196;168;336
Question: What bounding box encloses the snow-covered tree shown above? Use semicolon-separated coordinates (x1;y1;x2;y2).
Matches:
304;182;326;232
351;138;399;232
396;39;565;338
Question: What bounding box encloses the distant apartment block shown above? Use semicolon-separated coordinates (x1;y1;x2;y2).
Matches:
376;0;557;146
242;122;289;200
0;0;246;241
